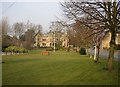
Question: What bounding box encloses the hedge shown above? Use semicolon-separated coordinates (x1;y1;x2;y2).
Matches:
5;46;28;55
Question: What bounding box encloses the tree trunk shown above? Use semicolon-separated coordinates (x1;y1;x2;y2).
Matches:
108;32;116;71
86;48;89;56
95;46;100;63
89;48;93;59
108;44;115;71
94;45;100;63
94;45;97;62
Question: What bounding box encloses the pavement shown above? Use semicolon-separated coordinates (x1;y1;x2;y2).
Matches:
88;49;120;61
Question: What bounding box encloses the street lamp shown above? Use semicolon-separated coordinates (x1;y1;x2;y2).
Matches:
53;31;56;52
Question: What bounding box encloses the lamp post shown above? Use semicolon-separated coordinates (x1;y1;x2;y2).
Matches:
53;31;56;52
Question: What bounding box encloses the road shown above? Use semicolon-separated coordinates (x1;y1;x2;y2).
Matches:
88;49;120;61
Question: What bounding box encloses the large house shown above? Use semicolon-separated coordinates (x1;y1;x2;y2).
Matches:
101;32;120;49
34;32;69;48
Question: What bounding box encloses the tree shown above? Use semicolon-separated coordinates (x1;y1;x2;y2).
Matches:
13;22;24;39
0;20;2;37
24;21;43;49
49;21;66;51
61;0;120;71
19;34;25;41
24;29;35;50
0;20;2;50
72;20;94;54
2;35;12;51
1;17;12;51
25;20;42;34
35;25;42;34
2;17;9;36
67;28;78;47
11;36;19;46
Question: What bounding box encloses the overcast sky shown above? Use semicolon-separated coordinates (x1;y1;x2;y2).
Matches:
2;1;64;33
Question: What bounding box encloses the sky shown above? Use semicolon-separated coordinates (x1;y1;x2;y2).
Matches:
1;0;64;33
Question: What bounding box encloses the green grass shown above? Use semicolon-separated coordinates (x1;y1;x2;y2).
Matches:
2;50;119;85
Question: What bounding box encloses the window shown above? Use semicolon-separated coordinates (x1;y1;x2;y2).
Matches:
42;43;46;46
50;43;52;46
42;39;46;41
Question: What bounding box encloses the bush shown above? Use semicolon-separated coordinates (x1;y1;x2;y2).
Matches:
18;47;24;53
5;46;28;54
5;48;10;52
5;46;14;52
79;48;86;55
14;46;19;53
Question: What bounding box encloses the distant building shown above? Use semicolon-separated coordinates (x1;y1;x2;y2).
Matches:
101;32;120;49
34;32;69;48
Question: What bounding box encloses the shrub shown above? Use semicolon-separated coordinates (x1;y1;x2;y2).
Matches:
18;47;24;53
14;46;19;53
5;48;10;52
5;46;12;52
79;48;86;55
4;46;28;54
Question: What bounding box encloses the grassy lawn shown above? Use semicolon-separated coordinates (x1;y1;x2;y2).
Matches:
2;50;119;85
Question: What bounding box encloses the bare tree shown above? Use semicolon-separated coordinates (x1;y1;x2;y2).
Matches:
50;21;65;33
0;20;2;37
2;17;9;36
24;29;35;50
13;22;25;39
1;17;12;51
49;21;66;51
17;21;43;49
35;25;42;34
61;0;120;71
